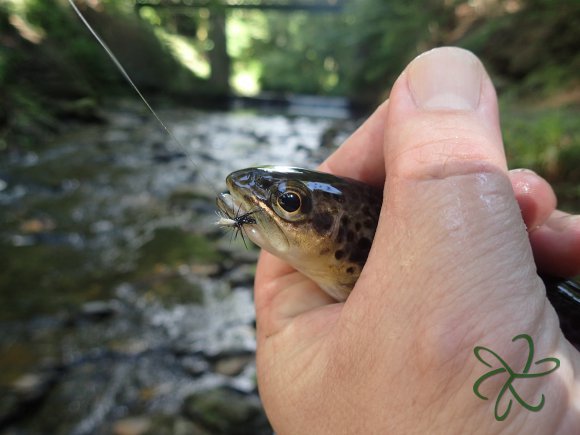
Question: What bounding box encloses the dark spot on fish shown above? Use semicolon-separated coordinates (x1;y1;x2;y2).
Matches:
336;226;345;243
312;212;333;234
341;216;350;227
347;230;355;242
364;218;374;229
346;266;355;274
355;222;361;231
362;205;371;215
348;237;372;264
358;237;371;250
335;250;344;260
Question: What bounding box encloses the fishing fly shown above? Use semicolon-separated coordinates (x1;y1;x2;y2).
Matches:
216;206;258;249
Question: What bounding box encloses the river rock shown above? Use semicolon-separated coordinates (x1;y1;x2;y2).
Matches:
113;416;151;435
213;354;254;377
182;387;271;435
80;299;123;321
11;373;52;398
20;217;56;234
0;392;20;425
228;263;256;286
103;129;132;144
180;356;210;377
143;414;210;435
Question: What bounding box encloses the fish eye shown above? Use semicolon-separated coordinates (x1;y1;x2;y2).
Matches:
271;182;311;221
277;191;301;213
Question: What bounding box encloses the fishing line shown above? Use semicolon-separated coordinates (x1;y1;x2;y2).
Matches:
67;0;223;198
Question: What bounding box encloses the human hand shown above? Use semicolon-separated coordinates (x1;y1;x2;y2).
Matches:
254;47;580;433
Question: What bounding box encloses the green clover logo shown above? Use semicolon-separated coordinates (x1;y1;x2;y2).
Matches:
473;333;560;421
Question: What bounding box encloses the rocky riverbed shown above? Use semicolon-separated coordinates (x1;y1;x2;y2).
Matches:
0;101;356;434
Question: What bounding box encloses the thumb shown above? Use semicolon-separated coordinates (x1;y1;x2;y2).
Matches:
349;47;564;356
337;48;577;430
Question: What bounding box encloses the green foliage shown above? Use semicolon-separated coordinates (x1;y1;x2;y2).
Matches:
233;10;352;95
4;0;123;96
226;0;579;102
502;105;580;182
346;0;454;97
461;0;580;98
0;1;115;149
0;0;205;151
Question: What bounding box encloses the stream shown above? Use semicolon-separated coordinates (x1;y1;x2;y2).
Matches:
0;100;357;434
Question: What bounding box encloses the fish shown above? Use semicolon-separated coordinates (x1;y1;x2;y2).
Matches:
217;166;382;301
217;166;580;348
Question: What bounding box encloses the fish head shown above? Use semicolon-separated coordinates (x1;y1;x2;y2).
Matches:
217;166;382;301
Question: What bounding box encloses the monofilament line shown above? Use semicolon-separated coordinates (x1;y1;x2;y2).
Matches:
67;0;198;170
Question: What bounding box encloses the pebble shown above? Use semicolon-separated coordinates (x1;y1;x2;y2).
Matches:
113;416;151;435
12;373;50;397
80;300;123;320
144;414;210;435
181;356;210;377
213;355;254;377
182;388;271;435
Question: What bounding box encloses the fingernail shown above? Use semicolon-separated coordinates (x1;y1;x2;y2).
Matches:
509;168;538;175
408;47;483;111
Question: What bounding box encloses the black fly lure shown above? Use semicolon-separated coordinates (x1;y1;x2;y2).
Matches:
216;206;258;249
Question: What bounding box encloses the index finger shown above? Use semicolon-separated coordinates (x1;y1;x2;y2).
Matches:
318;100;388;185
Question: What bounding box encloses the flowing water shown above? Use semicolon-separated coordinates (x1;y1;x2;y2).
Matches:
0;101;356;434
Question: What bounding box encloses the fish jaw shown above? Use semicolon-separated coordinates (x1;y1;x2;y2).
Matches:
217;181;290;255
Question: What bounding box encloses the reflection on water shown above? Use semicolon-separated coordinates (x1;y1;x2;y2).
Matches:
0;103;356;434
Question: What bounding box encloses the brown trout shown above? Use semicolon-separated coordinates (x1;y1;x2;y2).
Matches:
217;166;381;301
217;166;580;348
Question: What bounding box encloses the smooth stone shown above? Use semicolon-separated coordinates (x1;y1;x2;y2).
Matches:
181;356;210;377
80;300;123;320
144;414;210;435
183;387;271;435
213;354;254;377
113;416;151;435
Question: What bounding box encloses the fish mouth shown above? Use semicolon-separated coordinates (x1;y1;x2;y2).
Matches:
215;187;290;253
216;173;256;219
216;182;257;221
216;191;247;218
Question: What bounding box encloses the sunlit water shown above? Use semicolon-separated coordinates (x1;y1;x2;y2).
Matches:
0;103;356;434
